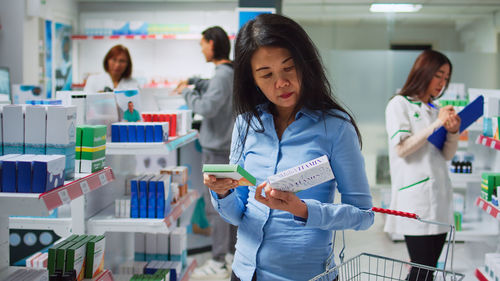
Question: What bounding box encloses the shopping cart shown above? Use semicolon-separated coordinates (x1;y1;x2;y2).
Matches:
310;207;465;281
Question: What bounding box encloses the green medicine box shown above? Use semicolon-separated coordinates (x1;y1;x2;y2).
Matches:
202;164;256;186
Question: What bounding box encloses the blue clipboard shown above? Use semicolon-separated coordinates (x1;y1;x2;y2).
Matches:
428;95;484;150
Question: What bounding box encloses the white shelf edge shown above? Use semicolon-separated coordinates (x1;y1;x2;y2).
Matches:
0;193;50;217
9;217;73;237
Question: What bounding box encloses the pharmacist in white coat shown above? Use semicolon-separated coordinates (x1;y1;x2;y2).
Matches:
84;44;139;93
384;50;461;281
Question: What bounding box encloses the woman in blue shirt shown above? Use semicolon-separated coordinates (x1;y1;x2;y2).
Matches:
204;14;374;281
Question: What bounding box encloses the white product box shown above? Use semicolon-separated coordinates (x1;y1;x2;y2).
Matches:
267;155;335;193
172;166;188;185
157;232;169;258
25;106;47;155
3;105;24;154
145;232;157;259
46;106;76;179
169;227;187;255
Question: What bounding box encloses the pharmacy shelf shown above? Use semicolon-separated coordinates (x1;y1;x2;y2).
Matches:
0;167;114;216
476;135;500;151
449;171;482;188
106;130;198;155
0;266;47;280
476;197;500;220
87;190;199;235
9;217;72;237
72;34;235;40
475;267;491;281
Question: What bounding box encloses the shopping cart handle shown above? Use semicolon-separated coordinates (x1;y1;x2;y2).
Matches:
372;207;418;219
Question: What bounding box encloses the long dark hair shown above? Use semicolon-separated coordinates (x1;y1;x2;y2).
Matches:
233;13;361;156
399;49;452;99
103;44;133;79
202;26;230;61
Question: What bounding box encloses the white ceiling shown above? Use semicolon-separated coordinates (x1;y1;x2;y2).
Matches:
77;0;500;28
282;0;500;27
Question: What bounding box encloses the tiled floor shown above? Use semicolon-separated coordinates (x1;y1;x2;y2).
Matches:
188;188;495;281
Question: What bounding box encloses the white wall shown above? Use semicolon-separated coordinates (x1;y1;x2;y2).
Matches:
0;0;25;84
0;0;78;85
459;17;498;53
76;2;238;84
298;21;463;51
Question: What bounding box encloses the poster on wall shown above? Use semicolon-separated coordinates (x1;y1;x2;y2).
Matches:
45;20;52;98
54;23;72;94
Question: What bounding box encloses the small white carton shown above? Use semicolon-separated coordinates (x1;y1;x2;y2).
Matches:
46;105;76;179
25;105;47;155
267;155;335;193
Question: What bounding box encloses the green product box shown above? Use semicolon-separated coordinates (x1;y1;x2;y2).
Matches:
48;234;78;275
76;127;83;160
481;173;497;201
85;235;106;278
202;164;256;186
65;235;95;280
55;236;85;271
454;212;462;231
82;125;107;147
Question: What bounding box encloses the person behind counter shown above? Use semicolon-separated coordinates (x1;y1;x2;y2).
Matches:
83;44;139;93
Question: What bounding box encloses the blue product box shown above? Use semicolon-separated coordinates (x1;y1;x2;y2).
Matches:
136;124;145;142
156;174;172;218
0;154;22;192
147;178;157;218
139;175;154;218
119;125;128;142
32;155;66;193
17;155;35;193
128;124;137;142
145;125;154;142
2;156;21;192
111;124;120;142
130;175;144;218
169;261;182;281
153;122;169;142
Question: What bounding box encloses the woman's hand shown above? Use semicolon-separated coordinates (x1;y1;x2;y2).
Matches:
437;105;455;124
203;173;239;198
443;112;461;134
255;182;308;219
173;80;188;95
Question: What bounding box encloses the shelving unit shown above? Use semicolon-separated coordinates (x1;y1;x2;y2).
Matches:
106;130;198;155
113;259;197;281
476;135;500;151
476;197;500;221
449;171;482;189
0;168;115;275
71;34;235;40
87;190;199;235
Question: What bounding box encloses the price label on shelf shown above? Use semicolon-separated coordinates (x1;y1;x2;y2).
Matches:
486;205;492;214
99;173;108;186
58;189;71;205
80;181;90;194
482;138;487;145
491;141;497;149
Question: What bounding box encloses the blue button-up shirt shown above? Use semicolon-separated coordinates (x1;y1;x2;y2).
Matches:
211;104;374;281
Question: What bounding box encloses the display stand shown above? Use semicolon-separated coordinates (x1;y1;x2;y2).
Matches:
0;168;115;277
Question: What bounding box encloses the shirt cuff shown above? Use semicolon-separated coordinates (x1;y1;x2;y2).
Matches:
300;199;322;228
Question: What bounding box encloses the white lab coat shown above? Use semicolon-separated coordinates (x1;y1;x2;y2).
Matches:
384;95;453;235
83;73;139;94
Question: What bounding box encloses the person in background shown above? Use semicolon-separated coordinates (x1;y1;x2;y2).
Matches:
123;101;141;122
203;14;374;281
84;44;139;93
384;50;461;281
174;26;236;280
